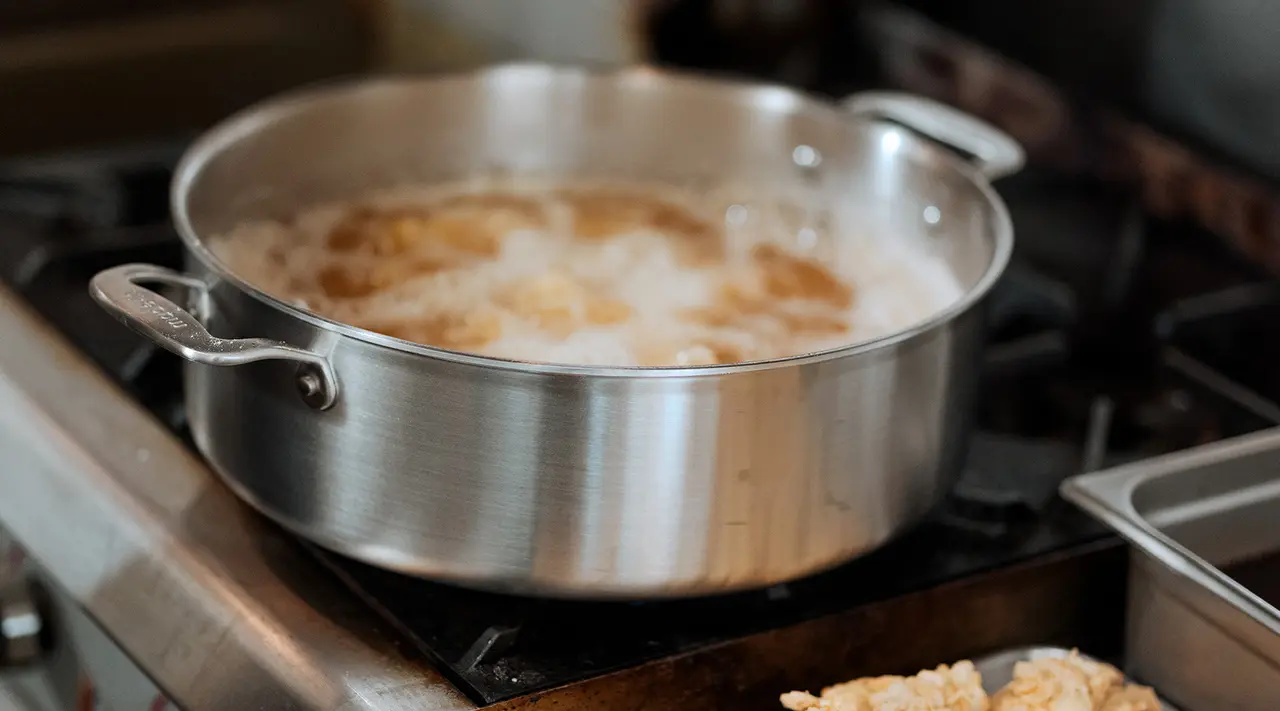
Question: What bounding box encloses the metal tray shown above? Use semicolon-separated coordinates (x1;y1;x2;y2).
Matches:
973;647;1180;710
1063;428;1280;711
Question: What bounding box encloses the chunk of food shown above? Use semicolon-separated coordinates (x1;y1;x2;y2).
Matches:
753;243;855;308
316;258;446;299
358;307;504;351
437;308;505;350
557;189;648;239
584;296;634;326
777;309;851;337
781;661;988;711
324;206;379;251
502;273;635;337
325;194;544;258
1098;686;1161;711
503;272;589;336
991;652;1122;711
317;264;380;299
557;188;722;263
681;271;850;342
782;653;1161;711
213;180;966;367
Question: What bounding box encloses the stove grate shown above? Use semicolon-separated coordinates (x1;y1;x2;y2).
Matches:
2;148;1278;704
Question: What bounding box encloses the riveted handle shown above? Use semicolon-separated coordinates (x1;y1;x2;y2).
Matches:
843;91;1025;180
89;263;338;410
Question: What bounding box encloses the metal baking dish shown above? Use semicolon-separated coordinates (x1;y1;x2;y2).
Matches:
1063;428;1280;711
973;647;1180;710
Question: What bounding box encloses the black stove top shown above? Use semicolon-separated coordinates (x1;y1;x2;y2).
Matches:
2;140;1277;705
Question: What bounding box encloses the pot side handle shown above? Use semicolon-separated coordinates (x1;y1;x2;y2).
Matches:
842;92;1025;180
89;263;338;410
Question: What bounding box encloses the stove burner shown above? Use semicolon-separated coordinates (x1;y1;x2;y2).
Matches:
3;147;1278;705
0;145;187;428
945;179;1280;541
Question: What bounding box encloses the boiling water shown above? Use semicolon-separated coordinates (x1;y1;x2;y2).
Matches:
211;181;964;367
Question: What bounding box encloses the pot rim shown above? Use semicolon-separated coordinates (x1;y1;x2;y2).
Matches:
171;62;1014;379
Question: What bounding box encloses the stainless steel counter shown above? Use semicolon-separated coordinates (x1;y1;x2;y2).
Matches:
0;283;474;711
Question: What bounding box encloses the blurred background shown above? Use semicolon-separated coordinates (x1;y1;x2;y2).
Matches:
6;0;1280;181
1;0;846;157
7;3;1280;709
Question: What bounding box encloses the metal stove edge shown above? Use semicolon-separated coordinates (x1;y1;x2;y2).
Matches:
0;283;473;711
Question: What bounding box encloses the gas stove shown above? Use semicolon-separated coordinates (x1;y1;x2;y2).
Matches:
4;3;1280;700
0;122;1276;710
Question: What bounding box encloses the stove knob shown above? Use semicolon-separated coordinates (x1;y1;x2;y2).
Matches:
0;576;48;668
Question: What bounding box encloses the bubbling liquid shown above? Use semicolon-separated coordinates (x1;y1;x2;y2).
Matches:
211;180;964;366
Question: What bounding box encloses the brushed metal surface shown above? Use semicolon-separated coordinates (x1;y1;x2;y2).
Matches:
1063;428;1280;711
91;263;339;409
96;64;1018;597
0;285;473;711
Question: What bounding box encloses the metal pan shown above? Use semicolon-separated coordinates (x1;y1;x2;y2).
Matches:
88;64;1022;597
1063;428;1280;711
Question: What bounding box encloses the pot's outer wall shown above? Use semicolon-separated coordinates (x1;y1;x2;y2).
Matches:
171;68;1012;596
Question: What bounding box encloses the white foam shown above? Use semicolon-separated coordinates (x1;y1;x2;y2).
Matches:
211;182;967;367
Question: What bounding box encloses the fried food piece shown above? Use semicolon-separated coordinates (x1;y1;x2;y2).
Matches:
557;189;652;239
503;272;589;336
326;194;544;257
437;308;505;350
501;272;635;337
682;269;850;339
360;307;504;351
720;275;774;316
991;652;1123;711
777;309;851;336
317;264;380;299
753;243;854;308
680;276;771;328
324;206;379;251
780;661;988;711
1098;685;1161;711
584;297;633;326
557;188;722;263
779;652;1160;711
559;189;706;238
316;258;446;299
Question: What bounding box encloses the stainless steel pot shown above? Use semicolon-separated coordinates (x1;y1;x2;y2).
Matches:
88;64;1021;598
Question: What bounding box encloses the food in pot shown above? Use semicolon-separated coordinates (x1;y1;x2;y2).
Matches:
213;181;963;366
780;652;1161;711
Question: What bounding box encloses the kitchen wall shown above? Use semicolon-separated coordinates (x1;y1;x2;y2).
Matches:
0;0;654;157
0;1;370;157
372;0;645;70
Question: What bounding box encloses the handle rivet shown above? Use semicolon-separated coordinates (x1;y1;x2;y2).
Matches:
295;365;332;410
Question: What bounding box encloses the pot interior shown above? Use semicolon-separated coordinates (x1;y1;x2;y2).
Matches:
176;65;1006;332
